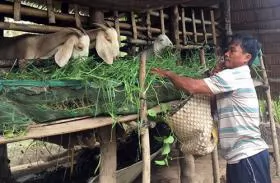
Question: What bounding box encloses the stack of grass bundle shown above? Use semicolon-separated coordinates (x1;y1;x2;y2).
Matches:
0;49;216;137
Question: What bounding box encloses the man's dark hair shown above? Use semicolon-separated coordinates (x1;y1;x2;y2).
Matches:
228;33;261;66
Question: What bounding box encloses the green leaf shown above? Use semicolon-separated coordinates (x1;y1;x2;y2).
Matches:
154;160;166;166
148;109;157;117
162;144;171;155
163;135;174;144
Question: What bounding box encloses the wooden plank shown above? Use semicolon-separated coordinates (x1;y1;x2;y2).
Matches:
0;114;138;144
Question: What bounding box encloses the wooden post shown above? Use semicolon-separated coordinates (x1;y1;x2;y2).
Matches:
181;7;187;45
191;9;197;43
224;0;232;38
98;125;117;183
211;147;220;183
159;9;165;34
114;11;121;45
210;10;217;46
180;152;195;183
13;0;21;21
170;6;180;49
47;0;56;24
260;54;280;176
0;144;13;183
139;52;151;183
130;12;137;56
74;4;82;28
146;11;152;39
199;48;206;67
0;13;4;38
200;9;207;44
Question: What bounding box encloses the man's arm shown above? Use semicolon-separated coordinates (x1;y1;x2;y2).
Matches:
151;68;213;95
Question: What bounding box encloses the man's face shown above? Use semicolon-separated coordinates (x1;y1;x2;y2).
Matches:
224;43;251;69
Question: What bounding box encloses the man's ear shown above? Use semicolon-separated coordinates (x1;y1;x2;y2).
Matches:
245;53;252;62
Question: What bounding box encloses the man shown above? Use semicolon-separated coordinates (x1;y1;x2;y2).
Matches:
151;34;271;183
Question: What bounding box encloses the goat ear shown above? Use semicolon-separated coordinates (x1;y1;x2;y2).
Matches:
54;37;76;67
96;31;114;64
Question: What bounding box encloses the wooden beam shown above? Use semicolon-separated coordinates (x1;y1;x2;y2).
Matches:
0;3;87;25
0;115;138;144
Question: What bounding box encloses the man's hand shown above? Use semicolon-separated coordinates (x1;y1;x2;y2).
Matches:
151;68;172;78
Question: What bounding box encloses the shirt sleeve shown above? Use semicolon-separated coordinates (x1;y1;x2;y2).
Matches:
203;69;237;94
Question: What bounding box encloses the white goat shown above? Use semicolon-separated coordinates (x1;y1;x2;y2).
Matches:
0;24;119;67
139;34;173;58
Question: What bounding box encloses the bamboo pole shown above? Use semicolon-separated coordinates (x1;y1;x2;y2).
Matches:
139;52;151;183
191;9;197;43
159;9;165;34
260;54;280;176
47;0;55;24
13;0;21;21
181;7;187;45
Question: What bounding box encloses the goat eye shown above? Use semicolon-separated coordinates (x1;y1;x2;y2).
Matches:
76;45;84;50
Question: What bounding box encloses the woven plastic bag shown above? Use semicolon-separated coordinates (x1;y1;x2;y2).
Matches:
165;94;217;156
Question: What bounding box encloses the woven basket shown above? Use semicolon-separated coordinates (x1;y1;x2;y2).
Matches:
165;94;217;156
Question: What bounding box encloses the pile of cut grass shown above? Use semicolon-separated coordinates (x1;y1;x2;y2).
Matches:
2;49;216;84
